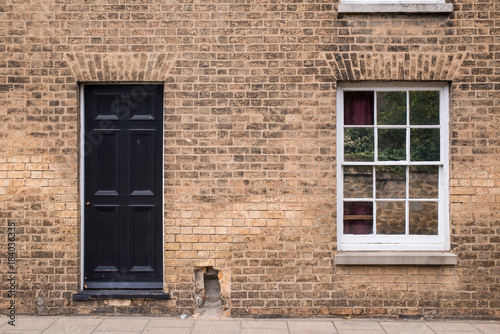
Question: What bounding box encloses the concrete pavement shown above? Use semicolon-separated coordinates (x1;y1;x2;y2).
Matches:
0;316;499;334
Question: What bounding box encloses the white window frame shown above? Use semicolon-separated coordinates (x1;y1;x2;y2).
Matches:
336;82;450;252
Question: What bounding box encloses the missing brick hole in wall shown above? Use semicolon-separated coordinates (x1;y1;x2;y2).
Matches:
194;266;229;312
204;267;221;307
195;267;221;308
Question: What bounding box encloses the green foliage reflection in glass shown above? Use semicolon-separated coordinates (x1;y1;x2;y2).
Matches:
344;90;440;162
410;91;439;125
411;129;440;161
378;129;406;161
377;91;406;125
344;128;374;161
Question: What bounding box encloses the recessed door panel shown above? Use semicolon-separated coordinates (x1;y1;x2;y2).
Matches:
130;130;155;196
129;205;156;272
94;130;120;196
92;205;120;271
130;94;156;120
94;93;121;120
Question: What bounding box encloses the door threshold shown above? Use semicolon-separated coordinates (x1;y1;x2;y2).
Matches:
73;290;171;301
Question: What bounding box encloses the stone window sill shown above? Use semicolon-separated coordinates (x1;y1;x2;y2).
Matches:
338;3;453;14
335;251;457;265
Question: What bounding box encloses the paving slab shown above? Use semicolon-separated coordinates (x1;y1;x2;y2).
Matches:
41;326;96;334
49;317;102;327
94;318;149;332
334;320;384;330
241;319;288;329
379;321;435;334
432;332;480;334
0;316;56;331
288;320;337;334
93;331;142;334
426;321;481;332
1;315;499;334
241;329;289;334
143;328;192;334
146;319;194;328
191;320;241;334
42;317;102;334
472;323;500;334
335;330;386;334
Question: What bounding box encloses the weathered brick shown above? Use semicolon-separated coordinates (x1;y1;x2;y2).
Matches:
0;0;498;320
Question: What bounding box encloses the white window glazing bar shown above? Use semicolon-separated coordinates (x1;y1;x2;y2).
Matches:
372;165;377;235
344;198;438;202
374;91;378;162
405;91;410;236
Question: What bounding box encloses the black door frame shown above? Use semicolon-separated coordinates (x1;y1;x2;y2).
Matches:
80;83;164;290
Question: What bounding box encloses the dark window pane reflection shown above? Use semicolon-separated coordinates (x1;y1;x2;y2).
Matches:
344;91;374;125
410;91;439;125
409;166;439;199
344;128;374;162
344;202;373;235
409;201;438;235
410;128;440;161
344;166;373;198
377;91;407;125
378;129;406;161
376;166;406;199
376;201;405;235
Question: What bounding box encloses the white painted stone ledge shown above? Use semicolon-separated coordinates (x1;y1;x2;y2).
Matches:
338;3;453;14
335;251;458;265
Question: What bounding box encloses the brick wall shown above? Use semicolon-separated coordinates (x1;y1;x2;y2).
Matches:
0;0;498;318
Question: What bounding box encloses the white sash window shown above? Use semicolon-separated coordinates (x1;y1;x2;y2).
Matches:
337;83;449;251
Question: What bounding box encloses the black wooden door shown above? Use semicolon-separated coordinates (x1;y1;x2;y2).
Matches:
84;84;163;289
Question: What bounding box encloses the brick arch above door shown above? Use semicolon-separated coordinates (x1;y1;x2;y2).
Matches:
324;52;468;82
64;53;176;82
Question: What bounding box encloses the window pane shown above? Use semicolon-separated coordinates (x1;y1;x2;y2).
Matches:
409;201;438;235
378;129;406;161
344;166;373;198
410;91;439;125
409;166;439;199
344;202;373;235
344;91;374;125
344;128;374;162
410;129;440;162
377;91;407;125
376;166;406;199
376;201;405;235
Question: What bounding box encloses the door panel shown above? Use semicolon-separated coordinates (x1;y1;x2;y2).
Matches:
94;130;120;196
130;130;156;196
129;205;155;272
92;205;120;272
84;84;163;289
94;93;121;120
130;95;157;120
